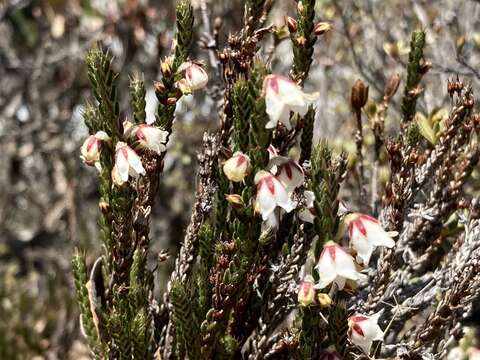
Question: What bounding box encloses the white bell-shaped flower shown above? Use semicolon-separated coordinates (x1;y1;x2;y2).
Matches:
254;170;295;221
223;152;251;182
80;131;109;166
314;241;367;290
349;312;384;354
269;156;305;193
345;213;397;265
178;62;208;91
113;142;146;184
135;124;169;155
263;74;319;130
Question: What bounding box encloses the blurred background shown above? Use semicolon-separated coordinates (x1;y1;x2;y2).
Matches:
1;0;480;358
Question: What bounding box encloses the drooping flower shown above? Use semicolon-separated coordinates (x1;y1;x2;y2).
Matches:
319;348;343;360
223;152;251;182
254;170;295;221
113;142;146;184
269;156;305;193
345;213;397;265
348;312;384;354
177;62;208;92
80;131;110;166
298;190;315;223
314;241;367;290
297;275;316;307
135;124;169;155
263;74;319;130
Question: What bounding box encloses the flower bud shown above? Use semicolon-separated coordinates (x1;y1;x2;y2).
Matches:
80;131;110;166
154;80;166;93
161;58;172;78
297;1;304;13
384;73;401;101
98;201;110;214
296;35;307;47
285;16;297;33
225;194;245;209
408;86;423;98
178;62;208;91
313;22;332;36
317;293;332;307
351;79;369;110
166;97;177;106
223;152;251;182
298;275;316;307
175;79;191;95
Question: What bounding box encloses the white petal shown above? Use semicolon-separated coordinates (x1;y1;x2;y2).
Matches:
364;220;396;248
314;248;336;289
126;148;146;176
265;92;286;129
277;105;293;130
271;178;295;212
116;150;130;182
265;211;279;228
351;227;374;265
257;185;277;220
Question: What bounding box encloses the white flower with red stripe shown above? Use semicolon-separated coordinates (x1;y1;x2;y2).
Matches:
177;62;208;92
319;348;343;360
314;241;367;290
297;275;316;307
348;312;384;354
345;213;396;265
112;142;146;185
269;156;305;193
135;124;169;155
255;170;295;221
80;131;110;166
223;152;251;182
263;74;319;130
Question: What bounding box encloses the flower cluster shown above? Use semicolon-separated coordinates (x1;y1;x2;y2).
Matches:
81;61;208;186
296;212;396;355
221;147;311;227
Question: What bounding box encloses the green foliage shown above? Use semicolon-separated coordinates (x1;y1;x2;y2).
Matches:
401;29;426;123
171;281;201;360
129;75;147;124
72;250;103;357
85;47;120;139
291;0;317;81
328;299;348;357
172;0;194;71
248;65;270;170
155;0;194;132
232;79;252;153
300;106;315;163
310;142;344;260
